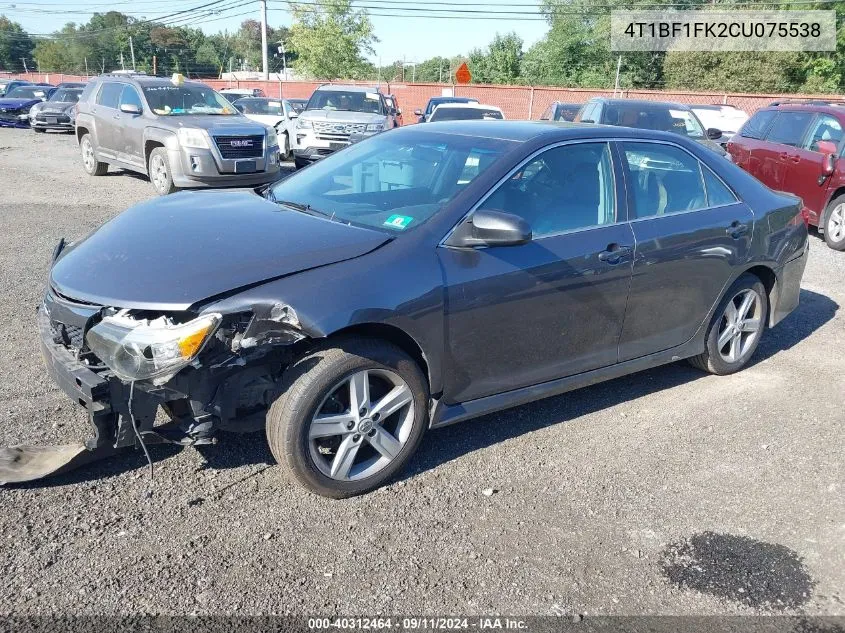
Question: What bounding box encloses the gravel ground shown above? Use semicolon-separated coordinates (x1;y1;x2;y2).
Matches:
0;128;842;618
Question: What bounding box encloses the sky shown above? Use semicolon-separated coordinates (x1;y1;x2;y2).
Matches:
4;0;552;64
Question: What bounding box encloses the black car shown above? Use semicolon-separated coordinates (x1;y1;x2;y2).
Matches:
539;101;581;122
575;98;728;156
18;122;808;498
414;96;478;123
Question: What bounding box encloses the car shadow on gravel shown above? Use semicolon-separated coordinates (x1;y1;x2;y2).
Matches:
8;290;837;488
403;288;837;480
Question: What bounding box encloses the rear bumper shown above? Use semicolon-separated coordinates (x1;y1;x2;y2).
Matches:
771;240;809;327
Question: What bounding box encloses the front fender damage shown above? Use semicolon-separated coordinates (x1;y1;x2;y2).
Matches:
2;299;313;485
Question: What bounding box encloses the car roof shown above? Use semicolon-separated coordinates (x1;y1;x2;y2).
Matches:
396;120;704;144
314;84;379;93
588;98;692;111
95;75;210;89
764;103;845;117
429;96;477;103
433;103;502;111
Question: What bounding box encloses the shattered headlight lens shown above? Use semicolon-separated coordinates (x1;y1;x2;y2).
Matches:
177;127;209;149
86;313;221;384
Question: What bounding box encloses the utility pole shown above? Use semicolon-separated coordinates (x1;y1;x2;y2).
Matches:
280;41;287;79
260;0;269;80
21;58;28;73
129;36;136;71
153;55;157;76
439;58;442;83
613;55;622;96
120;51;125;71
84;57;89;77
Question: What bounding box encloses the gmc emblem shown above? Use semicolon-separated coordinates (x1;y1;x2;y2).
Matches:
231;139;253;148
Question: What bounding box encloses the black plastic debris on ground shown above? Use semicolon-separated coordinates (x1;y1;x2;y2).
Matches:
661;531;815;610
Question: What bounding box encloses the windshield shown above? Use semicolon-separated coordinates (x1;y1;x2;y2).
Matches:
605;103;705;139
268;132;510;232
6;86;48;100
306;90;384;114
142;85;236;116
237;98;283;115
50;88;82;103
430;107;503;122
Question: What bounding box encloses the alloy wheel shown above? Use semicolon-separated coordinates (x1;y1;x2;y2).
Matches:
308;368;414;481
150;154;168;192
81;138;94;172
717;288;763;364
828;204;845;243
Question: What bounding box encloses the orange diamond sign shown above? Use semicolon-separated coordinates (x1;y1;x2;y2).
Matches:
455;62;472;84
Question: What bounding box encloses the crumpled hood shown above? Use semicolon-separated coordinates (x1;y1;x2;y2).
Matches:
0;98;39;111
300;110;386;124
50;191;390;311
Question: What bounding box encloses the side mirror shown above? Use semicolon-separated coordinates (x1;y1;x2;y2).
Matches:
445;209;532;248
817;139;837;156
823;151;837;175
396;108;402;115
288;110;298;118
706;127;723;140
414;109;422;116
120;103;141;115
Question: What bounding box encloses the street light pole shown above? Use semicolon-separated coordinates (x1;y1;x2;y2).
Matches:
260;0;269;80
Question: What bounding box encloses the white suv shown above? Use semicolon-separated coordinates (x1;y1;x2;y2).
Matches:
293;85;395;169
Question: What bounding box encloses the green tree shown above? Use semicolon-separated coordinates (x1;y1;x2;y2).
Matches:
288;0;376;79
0;15;34;72
663;51;806;93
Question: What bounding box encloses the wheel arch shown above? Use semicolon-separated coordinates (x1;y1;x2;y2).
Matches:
821;187;845;233
326;323;434;395
75;126;89;143
143;139;166;168
742;264;778;327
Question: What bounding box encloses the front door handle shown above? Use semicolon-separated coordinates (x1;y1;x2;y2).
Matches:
598;244;632;264
112;114;120;120
727;221;749;238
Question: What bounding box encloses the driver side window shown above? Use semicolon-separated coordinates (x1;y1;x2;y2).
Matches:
482;143;616;238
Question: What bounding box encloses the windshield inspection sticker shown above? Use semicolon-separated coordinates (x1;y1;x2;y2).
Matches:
383;214;414;230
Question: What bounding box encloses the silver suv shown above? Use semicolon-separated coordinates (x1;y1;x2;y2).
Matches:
293;85;395;169
75;74;280;195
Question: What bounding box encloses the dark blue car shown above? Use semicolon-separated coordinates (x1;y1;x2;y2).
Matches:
22;122;808;497
0;84;55;128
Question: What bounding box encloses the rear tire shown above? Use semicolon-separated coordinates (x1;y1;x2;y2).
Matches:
279;130;291;160
80;134;108;176
294;157;309;170
148;147;177;195
688;273;768;375
266;337;429;498
823;195;845;251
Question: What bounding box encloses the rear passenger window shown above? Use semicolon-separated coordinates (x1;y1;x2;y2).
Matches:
96;82;122;109
765;112;813;147
539;105;552;121
803;115;843;153
740;110;776;139
622;142;708;218
483;142;616;237
702;168;737;207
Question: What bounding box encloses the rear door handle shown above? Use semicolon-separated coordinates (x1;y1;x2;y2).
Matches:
727;221;749;238
112;114;120;120
598;244;632;264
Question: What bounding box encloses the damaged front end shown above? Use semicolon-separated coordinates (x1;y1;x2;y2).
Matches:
0;283;309;485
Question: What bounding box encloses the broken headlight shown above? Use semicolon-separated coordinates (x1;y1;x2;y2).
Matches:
86;312;221;384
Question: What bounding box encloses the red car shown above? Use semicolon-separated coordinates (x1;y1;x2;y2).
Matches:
727;102;845;250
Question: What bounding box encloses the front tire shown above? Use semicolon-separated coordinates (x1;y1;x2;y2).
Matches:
823;196;845;251
33;127;45;133
266;337;429;498
688;273;768;375
80;134;108;176
294;157;309;170
148;147;177;195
